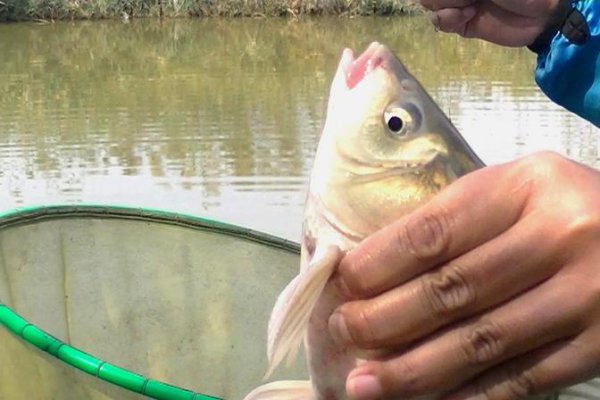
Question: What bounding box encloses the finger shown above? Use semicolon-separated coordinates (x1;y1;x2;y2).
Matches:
420;0;478;11
430;7;477;35
446;270;600;399
446;327;600;400
345;275;587;399
330;211;566;349
336;162;531;300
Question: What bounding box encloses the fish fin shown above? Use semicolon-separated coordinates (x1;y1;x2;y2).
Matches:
265;245;342;378
242;380;315;400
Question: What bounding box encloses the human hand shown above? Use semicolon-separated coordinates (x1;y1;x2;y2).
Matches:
329;151;600;399
419;0;562;47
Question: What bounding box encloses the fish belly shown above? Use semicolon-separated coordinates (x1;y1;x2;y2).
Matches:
306;279;360;400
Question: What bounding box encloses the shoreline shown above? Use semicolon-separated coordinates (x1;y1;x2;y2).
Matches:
1;0;421;22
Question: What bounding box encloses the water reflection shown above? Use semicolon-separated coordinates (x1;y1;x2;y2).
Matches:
0;17;596;239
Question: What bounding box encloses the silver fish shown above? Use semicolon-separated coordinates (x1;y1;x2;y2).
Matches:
244;42;483;400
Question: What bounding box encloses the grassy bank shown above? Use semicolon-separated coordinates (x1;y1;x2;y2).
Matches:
0;0;420;22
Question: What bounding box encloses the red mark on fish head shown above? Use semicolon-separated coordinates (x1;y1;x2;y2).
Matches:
342;42;386;89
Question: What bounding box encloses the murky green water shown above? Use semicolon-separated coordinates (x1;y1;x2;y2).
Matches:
0;17;596;240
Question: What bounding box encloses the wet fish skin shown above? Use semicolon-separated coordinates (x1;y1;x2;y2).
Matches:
244;42;483;400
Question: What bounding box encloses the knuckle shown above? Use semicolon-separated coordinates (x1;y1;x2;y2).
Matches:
401;207;452;260
505;367;538;398
530;150;565;165
460;320;506;367
420;263;476;319
513;151;600;247
467;364;538;400
562;209;600;245
515;151;566;183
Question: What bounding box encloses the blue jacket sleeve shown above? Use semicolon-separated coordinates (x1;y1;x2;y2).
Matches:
533;0;600;127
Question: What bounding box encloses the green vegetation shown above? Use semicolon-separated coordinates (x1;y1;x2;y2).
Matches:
0;0;420;22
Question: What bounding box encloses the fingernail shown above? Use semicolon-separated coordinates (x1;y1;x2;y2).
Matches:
329;310;352;345
347;371;382;400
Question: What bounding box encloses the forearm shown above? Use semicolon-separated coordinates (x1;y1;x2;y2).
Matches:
530;0;600;127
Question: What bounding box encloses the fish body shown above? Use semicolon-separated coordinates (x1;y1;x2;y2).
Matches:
244;42;483;400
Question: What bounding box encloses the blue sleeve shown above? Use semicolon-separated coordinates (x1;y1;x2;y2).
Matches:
533;0;600;127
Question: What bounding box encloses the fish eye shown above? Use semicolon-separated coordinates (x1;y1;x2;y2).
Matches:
384;106;414;137
387;116;403;132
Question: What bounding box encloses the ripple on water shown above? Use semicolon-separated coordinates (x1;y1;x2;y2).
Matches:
0;18;596;239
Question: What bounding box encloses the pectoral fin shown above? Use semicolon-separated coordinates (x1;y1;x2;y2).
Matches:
242;380;315;400
266;245;342;378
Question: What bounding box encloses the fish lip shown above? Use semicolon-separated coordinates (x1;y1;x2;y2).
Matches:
341;42;387;90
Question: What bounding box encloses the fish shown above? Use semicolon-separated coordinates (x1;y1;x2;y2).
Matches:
243;42;484;400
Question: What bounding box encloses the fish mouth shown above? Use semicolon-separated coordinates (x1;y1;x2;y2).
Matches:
340;147;445;183
340;42;388;90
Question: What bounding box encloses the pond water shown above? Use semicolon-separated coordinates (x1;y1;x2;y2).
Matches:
0;17;596;241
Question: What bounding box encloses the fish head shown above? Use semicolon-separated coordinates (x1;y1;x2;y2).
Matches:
310;42;483;238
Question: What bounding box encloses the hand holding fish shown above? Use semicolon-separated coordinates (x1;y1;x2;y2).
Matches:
419;0;563;46
331;152;600;399
244;30;599;398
